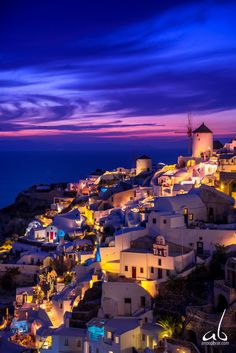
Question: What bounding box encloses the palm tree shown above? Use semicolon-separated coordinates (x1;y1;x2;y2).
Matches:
157;315;183;339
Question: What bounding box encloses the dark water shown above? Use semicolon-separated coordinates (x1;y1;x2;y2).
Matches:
0;147;186;208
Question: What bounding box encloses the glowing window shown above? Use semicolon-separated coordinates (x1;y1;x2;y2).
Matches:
107;331;112;339
115;336;119;344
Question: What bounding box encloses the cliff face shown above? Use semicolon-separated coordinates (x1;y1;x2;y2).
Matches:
0;183;75;240
0;192;49;240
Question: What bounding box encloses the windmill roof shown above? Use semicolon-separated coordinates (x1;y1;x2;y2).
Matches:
193;123;212;133
136;155;151;160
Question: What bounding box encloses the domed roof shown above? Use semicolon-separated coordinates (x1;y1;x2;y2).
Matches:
193;123;212;133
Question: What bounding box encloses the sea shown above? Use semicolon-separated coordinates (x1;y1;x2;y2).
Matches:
0;147;186;209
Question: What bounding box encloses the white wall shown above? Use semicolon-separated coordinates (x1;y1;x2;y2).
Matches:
34;229;46;240
99;228;147;266
174;251;195;273
192;132;213;158
58;335;84;352
165;228;236;253
120;251;174;281
120;249;195;280
148;211;185;236
115;228;147;251
89;326;141;353
154;195;207;222
100;247;120;265
101;282;152;318
40;331;86;353
136;158;152;175
119;327;141;352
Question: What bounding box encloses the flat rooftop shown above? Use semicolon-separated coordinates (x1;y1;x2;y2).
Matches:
107;273;137;283
121;238;191;257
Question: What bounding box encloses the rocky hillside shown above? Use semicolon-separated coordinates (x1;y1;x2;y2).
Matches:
0;193;48;240
0;182;71;240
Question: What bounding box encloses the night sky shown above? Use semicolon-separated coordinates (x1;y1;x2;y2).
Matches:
0;0;236;150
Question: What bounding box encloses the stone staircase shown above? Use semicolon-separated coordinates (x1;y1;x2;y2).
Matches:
44;302;60;327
